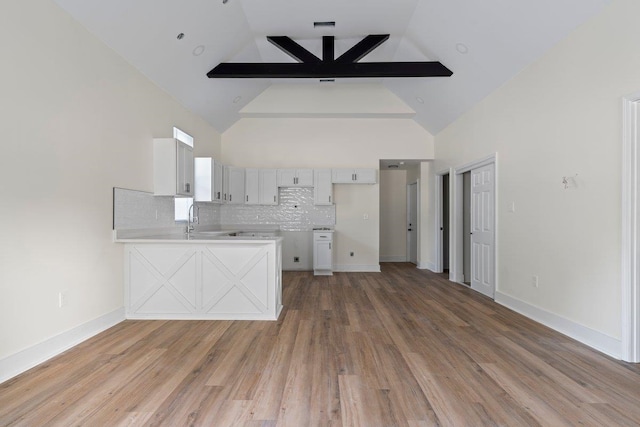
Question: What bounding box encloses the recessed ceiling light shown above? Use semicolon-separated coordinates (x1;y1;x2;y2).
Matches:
177;33;185;40
416;97;424;104
192;45;205;56
456;43;469;54
314;21;336;28
233;96;242;104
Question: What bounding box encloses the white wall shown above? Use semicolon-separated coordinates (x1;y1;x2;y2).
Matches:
0;0;221;362
432;0;640;345
222;118;434;269
380;170;408;261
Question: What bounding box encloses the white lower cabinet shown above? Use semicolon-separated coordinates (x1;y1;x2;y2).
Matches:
313;230;333;275
124;240;283;320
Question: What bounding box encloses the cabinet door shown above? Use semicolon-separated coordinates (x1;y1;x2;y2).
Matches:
213;160;223;202
354;168;377;184
276;169;296;187
296;169;314;187
176;142;194;196
245;168;260;205
314;240;333;270
314;169;333;205
227;167;245;204
260;169;279;205
331;169;356;183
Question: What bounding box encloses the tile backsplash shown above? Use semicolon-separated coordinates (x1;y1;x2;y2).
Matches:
113;188;176;229
200;187;335;231
113;187;335;231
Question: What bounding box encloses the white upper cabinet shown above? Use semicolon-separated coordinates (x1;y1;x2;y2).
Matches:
246;169;279;205
331;168;377;184
194;158;223;203
314;169;333;205
224;166;245;204
154;138;194;197
277;169;314;187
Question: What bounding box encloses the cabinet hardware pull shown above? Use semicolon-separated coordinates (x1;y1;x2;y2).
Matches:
186;183;191;193
329;195;331;203
329;243;331;249
246;195;248;202
230;194;232;202
274;195;276;202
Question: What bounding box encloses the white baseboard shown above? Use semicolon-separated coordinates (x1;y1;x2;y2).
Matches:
417;261;435;271
0;307;125;384
495;292;621;360
379;256;407;262
334;264;381;273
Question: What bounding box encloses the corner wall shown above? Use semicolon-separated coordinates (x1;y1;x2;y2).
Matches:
0;0;221;368
432;0;640;355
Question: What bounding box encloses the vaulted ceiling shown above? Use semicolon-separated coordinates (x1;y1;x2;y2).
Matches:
53;0;610;134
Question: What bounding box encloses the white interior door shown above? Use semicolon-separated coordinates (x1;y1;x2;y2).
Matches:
407;183;418;264
471;164;495;298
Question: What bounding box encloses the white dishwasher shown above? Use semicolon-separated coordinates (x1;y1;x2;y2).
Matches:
313;229;334;276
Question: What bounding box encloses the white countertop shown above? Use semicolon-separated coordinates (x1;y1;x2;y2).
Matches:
113;227;283;243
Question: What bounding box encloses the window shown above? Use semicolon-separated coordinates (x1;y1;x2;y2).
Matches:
175;197;193;222
173;126;193;147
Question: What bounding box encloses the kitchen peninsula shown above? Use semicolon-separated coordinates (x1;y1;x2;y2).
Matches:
115;230;283;321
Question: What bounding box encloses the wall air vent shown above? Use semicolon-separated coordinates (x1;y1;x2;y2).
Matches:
314;21;336;28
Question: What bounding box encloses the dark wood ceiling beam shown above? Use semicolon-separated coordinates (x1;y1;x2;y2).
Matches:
266;36;320;63
207;61;453;78
323;36;335;62
336;34;389;64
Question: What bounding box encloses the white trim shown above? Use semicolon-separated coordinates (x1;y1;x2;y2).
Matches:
454;153;497;174
380;256;408;262
451;154;498;296
621;92;640;363
407;180;419;265
417;261;435;271
433;168;452;274
0;308;125;384
334;264;381;272
496;292;621;360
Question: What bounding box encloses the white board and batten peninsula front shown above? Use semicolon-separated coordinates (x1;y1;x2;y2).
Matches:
115;230;283;321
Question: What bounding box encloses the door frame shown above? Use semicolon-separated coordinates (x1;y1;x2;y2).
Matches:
452;154;498;294
434;169;452;275
621;92;640;363
406;181;418;264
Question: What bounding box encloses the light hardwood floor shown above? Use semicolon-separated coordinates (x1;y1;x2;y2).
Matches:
1;263;639;426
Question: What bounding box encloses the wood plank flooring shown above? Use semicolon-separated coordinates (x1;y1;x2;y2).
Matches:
2;263;640;426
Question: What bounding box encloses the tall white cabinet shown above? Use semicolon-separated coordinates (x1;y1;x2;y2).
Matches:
153;138;194;197
224;166;245;204
313;169;333;205
194;158;224;202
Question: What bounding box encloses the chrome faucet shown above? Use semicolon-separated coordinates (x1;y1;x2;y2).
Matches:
187;203;199;234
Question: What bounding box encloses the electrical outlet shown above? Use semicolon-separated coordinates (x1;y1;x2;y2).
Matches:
58;291;68;308
350;252;354;257
294;257;300;263
531;275;539;288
